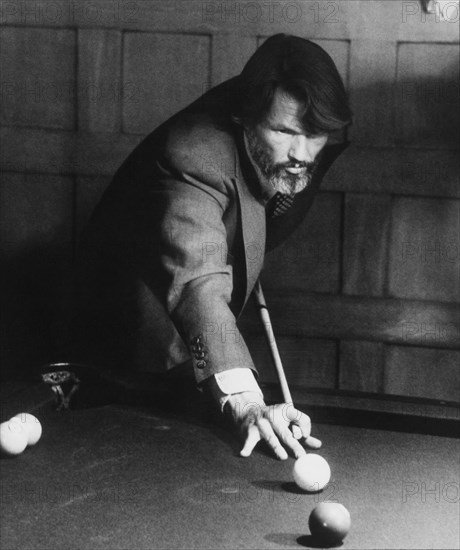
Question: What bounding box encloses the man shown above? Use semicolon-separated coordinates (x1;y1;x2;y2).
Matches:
70;34;352;460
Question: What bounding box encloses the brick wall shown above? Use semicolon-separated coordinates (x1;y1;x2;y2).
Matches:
0;1;459;404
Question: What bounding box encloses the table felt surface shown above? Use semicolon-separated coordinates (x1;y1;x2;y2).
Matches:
0;403;459;550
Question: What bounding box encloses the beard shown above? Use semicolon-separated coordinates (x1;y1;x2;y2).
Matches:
245;127;318;195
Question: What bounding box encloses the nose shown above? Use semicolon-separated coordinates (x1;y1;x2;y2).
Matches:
288;135;323;164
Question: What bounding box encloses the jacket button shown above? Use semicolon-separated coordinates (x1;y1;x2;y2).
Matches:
196;360;207;369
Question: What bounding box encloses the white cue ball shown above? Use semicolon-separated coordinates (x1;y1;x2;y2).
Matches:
11;413;42;446
0;420;28;456
293;454;331;491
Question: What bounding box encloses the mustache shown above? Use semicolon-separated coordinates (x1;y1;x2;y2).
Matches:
278;161;316;171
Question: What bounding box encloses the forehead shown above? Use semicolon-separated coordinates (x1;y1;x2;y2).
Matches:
263;88;305;129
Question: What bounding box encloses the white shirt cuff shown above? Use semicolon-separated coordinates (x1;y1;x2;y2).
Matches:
212;368;263;412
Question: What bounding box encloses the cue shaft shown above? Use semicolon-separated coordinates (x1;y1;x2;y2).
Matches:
253;280;302;439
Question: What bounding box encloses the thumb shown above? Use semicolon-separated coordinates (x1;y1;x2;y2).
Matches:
305;435;322;449
240;425;261;457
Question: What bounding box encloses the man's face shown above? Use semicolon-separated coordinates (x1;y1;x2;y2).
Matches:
244;88;328;195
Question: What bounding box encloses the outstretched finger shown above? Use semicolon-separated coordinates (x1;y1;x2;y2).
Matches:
258;418;288;460
277;429;308;459
240;424;261;457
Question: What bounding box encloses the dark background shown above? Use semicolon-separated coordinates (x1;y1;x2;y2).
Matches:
0;1;459;407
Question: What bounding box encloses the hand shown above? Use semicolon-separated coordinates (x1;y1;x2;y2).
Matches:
224;391;322;460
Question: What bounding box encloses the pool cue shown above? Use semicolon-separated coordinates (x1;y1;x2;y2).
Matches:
253;279;303;440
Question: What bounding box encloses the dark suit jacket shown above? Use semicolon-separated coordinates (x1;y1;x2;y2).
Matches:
71;78;348;384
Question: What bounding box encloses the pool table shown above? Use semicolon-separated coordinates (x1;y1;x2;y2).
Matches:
1;375;459;550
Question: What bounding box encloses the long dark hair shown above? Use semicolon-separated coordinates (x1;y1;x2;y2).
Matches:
232;34;352;134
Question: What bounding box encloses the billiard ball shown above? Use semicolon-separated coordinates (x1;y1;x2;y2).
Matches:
293;454;331;491
0;420;28;456
309;502;351;545
11;413;42;446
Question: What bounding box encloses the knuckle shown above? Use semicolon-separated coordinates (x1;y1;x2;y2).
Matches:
279;430;292;443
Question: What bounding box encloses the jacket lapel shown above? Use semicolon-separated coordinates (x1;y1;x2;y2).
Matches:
232;126;266;308
233;176;266;307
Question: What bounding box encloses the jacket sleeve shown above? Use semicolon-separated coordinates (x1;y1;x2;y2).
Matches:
149;170;257;385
